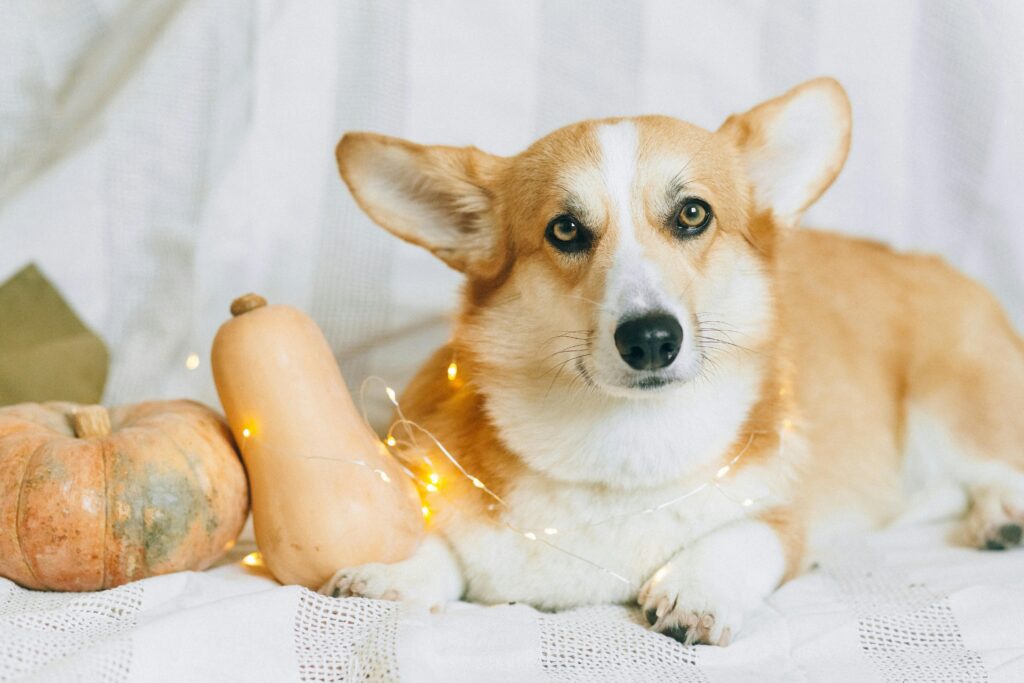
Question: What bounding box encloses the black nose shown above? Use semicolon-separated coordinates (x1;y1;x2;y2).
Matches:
614;313;683;370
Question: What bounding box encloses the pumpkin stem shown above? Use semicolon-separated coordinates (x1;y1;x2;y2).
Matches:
72;405;112;438
230;293;267;317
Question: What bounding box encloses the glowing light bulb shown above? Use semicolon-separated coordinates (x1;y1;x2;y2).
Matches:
524;532;537;541
447;361;458;381
425;483;438;493
429;472;440;485
470;477;485;489
421;506;430;518
241;552;263;568
716;465;730;479
375;469;391;483
544;528;558;535
385;387;398;405
185;353;200;370
242;428;251;439
385;435;397;447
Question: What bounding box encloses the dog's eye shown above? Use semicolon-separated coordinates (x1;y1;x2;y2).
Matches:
552;218;578;242
675;199;712;236
546;215;591;254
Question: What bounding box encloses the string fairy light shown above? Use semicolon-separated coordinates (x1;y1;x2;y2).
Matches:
241;551;263;568
363;367;786;587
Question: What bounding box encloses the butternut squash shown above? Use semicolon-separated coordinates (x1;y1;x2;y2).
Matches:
211;294;422;587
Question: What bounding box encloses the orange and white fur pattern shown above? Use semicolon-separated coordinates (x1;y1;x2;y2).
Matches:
320;78;1024;646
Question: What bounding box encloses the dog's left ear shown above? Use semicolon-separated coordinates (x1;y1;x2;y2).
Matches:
718;77;851;226
337;132;507;279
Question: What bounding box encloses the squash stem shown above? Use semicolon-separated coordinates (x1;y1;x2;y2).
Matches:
71;405;112;438
230;294;267;317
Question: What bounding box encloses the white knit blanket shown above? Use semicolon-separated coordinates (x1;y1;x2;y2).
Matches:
2;520;1022;682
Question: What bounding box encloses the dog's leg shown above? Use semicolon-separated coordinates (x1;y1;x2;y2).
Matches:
905;275;1024;551
638;518;789;646
318;535;464;609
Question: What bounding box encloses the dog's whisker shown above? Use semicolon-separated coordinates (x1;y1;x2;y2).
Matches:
695;312;740;325
539;330;595;364
536;350;590;381
542;330;594;346
695;335;761;357
540;344;591;363
544;353;591;399
564;293;614;313
547;345;590;356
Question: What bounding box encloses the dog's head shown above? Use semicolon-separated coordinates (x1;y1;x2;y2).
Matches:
338;78;849;396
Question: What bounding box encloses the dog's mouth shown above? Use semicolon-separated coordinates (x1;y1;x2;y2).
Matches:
574;355;686;396
632;375;678;390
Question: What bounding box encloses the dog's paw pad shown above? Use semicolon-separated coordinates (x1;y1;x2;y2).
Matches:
998;523;1022;544
661;623;691;643
984;524;1022;550
654;608;731;646
638;565;741;646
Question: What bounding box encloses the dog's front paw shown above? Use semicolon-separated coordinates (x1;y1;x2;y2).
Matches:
317;536;464;609
638;520;786;646
319;562;406;602
638;560;743;646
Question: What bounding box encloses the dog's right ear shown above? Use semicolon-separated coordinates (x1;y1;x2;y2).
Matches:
718;77;851;227
337;133;507;278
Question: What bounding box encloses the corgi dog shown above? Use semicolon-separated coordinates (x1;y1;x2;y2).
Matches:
320;78;1024;646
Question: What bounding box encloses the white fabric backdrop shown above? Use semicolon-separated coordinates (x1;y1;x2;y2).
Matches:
2;0;1022;429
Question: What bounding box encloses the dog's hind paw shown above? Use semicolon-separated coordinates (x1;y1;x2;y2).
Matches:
958;485;1024;551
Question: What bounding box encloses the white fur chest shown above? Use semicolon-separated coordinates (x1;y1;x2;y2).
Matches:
480;356;765;489
447;351;787;608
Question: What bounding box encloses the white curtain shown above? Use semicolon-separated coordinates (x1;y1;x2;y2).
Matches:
2;0;1022;429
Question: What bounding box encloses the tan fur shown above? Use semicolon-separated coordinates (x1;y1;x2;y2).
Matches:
778;230;1024;533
